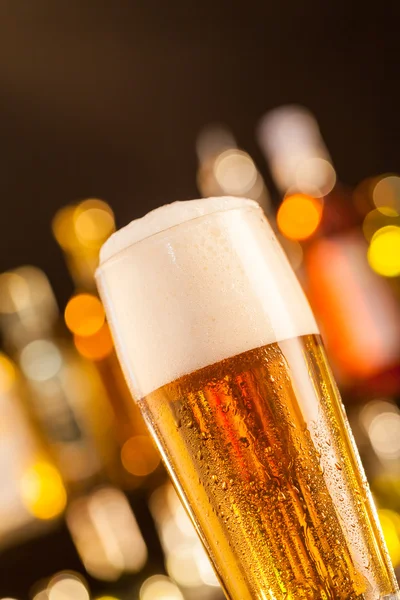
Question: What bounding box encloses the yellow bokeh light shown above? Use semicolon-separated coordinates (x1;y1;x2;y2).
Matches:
74;322;114;361
362;208;400;242
95;597;120;600
20;461;67;520
65;294;105;336
52;206;76;250
372;175;400;214
53;200;115;253
121;435;160;477
378;509;400;567
0;353;17;394
74;199;115;249
368;226;400;277
277;193;323;241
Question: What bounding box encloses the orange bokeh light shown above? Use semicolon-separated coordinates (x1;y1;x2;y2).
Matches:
65;294;105;336
277;193;323;241
74;322;114;361
121;436;160;477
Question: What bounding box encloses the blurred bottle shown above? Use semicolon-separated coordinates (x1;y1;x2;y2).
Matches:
149;482;224;600
139;575;187;600
348;399;400;574
196;123;304;273
0;352;66;547
52;198;115;293
66;486;148;582
0;266;155;584
31;570;91;600
53;200;162;491
257;105;400;398
0;266;120;493
196;123;271;215
353;174;400;298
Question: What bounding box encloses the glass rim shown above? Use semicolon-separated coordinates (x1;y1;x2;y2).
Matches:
96;202;263;276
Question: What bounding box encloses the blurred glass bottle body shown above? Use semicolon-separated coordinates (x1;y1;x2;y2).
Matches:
52;199;162;490
195;123;304;273
257;105;400;397
0;265;151;583
196;124;271;214
149;482;224;600
0;351;66;546
347;398;400;574
0;266;119;493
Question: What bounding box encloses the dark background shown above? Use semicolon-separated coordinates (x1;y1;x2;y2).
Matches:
1;1;399;307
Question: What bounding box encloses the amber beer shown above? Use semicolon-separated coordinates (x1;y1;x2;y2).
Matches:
96;197;399;600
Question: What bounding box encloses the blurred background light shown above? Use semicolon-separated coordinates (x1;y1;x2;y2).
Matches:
362;208;400;242
378;510;400;567
66;486;147;581
0;267;59;350
257;105;335;196
74;200;115;250
196;123;271;213
74;323;114;361
47;573;89;600
149;483;220;590
52;206;77;251
360;400;400;461
32;592;49;600
195;123;237;164
369;412;400;459
0;273;31;315
373;175;400;215
139;575;184;600
166;544;204;587
213;149;258;195
295;157;336;197
0;353;17;394
368;226;400;277
64;294;105;337
53;201;115;252
52;199;116;292
120;435;160;477
277;193;323;240
20;340;62;382
0;267;57;319
20;461;66;520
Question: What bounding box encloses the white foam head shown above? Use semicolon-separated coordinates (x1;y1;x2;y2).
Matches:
97;197;318;399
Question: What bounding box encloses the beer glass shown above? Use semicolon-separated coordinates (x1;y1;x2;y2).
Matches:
97;197;399;600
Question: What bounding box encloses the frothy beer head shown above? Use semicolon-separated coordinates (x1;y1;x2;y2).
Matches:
97;197;318;399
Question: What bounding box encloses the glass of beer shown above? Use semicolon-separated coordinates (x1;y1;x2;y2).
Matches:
96;197;399;600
